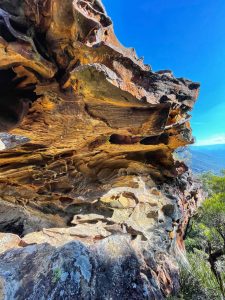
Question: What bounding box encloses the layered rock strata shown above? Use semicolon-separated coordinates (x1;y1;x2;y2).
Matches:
0;1;202;299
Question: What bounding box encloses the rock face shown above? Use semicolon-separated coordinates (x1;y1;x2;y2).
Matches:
0;1;203;299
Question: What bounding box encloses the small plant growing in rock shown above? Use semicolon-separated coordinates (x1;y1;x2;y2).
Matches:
53;268;62;283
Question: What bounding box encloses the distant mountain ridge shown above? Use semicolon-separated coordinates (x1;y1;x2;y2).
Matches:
189;144;225;174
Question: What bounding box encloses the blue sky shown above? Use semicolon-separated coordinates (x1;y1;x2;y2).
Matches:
102;0;225;145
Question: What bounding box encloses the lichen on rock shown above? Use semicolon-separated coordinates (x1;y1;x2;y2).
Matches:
0;0;203;299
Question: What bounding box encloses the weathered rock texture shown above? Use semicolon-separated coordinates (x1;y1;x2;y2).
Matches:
0;1;203;299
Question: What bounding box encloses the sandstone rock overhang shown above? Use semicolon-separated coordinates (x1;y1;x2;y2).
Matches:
0;1;203;299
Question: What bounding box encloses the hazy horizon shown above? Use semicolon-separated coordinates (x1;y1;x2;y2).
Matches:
192;142;225;147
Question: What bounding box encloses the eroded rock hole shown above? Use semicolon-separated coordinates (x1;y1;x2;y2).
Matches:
140;133;169;145
110;133;169;146
0;68;37;132
109;134;140;145
0;20;17;42
33;31;52;61
0;219;24;236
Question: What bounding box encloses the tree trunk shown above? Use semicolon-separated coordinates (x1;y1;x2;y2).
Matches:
208;247;225;298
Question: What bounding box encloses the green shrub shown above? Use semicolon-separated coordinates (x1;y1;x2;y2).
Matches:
175;171;225;299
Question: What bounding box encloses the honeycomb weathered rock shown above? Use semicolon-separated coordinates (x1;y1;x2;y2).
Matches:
0;1;203;298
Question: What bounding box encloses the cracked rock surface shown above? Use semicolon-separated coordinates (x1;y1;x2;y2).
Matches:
0;1;203;299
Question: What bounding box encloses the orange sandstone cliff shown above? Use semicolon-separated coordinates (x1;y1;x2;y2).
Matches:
0;1;203;299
